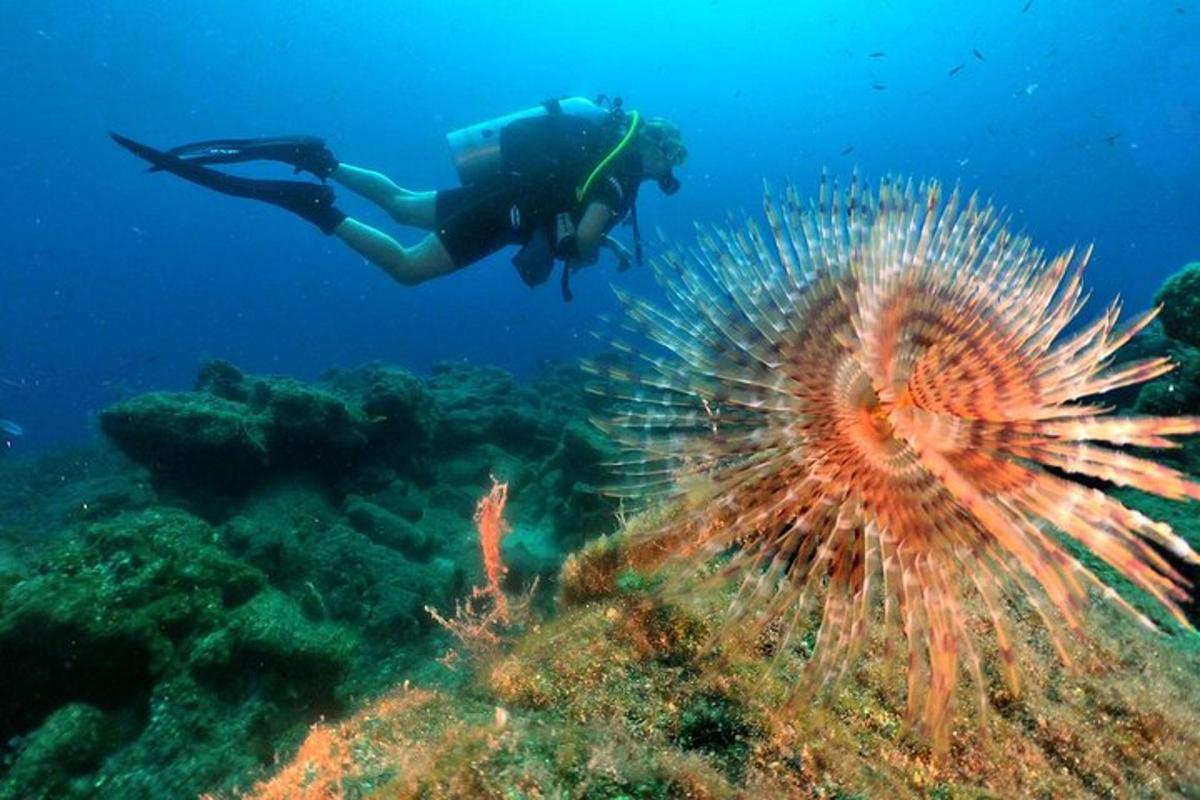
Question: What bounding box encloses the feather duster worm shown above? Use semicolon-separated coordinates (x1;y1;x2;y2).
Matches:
586;175;1200;750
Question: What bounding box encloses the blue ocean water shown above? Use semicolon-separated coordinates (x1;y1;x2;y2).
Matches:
1;0;1196;449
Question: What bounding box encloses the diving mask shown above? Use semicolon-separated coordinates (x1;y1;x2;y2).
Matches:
660;139;686;167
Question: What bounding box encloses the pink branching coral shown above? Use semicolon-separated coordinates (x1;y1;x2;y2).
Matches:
587;174;1200;749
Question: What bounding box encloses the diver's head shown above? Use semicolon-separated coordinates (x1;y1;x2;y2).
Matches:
637;116;686;195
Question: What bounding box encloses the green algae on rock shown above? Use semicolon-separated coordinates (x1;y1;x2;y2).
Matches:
0;508;354;800
1154;261;1200;349
1133;263;1200;479
99;364;371;501
232;517;1200;799
2;359;627;799
99;391;272;495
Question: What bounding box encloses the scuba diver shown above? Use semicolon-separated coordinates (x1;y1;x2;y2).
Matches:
111;96;686;300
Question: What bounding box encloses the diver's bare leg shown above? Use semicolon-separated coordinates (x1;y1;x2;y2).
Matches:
333;219;456;286
330;164;437;229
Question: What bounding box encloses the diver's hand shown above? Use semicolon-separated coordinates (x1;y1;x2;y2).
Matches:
613;244;633;272
604;237;634;271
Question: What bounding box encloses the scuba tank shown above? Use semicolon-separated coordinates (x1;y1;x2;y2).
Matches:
446;96;611;186
447;96;647;301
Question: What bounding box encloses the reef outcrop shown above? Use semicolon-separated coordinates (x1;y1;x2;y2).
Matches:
1154;260;1200;349
1131;261;1200;477
0;359;621;799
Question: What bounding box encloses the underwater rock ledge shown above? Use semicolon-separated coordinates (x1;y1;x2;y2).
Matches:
0;359;622;800
231;517;1200;799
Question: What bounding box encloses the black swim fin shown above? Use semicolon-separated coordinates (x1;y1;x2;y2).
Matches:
111;132;346;235
150;135;339;180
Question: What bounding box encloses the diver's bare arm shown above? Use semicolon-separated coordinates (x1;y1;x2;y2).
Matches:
572;202;614;267
331;164;436;229
601;236;633;269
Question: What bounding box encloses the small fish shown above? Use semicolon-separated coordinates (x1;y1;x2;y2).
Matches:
948;64;965;76
1104;132;1121;146
1022;0;1033;11
973;48;986;60
1015;82;1039;96
840;146;856;156
871;82;887;91
0;419;23;438
868;51;886;58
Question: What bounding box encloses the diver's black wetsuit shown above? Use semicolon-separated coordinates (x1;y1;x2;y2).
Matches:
432;115;642;276
111;114;647;294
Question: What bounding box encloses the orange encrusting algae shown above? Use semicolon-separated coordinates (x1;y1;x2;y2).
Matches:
585;174;1200;751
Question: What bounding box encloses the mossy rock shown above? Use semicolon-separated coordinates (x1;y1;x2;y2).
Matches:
428;363;548;454
78;667;327;800
344;496;433;560
1132;344;1200;478
673;690;763;783
366;479;425;522
1134;343;1200;416
1105;321;1175;410
361;366;437;448
0;703;115;800
1155;261;1200;349
189;589;354;708
536;422;621;548
195;359;251;403
0;503;375;799
45;473;156;523
0;508;264;745
240;687;736;800
100;366;378;503
221;485;464;646
99;392;269;494
503;521;564;590
560;534;627;605
247;377;369;468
